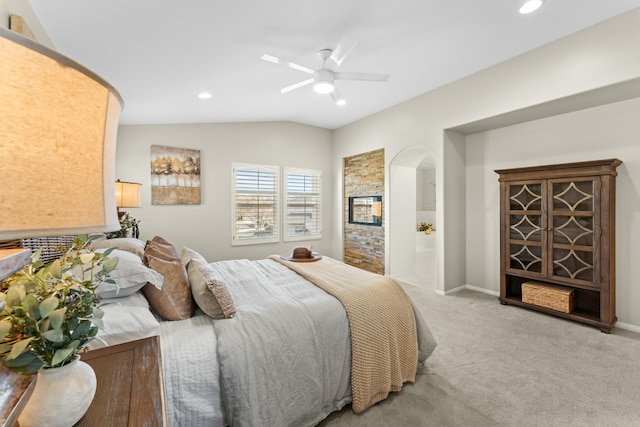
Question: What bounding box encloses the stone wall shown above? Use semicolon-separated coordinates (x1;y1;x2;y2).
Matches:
343;149;384;274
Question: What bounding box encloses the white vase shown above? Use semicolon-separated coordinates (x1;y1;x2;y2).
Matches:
18;356;97;427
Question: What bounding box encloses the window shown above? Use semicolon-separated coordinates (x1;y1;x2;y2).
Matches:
232;163;279;245
284;168;322;241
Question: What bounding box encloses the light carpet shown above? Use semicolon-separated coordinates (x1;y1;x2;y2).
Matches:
319;285;640;427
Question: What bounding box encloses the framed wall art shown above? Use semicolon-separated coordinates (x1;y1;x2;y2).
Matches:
150;145;201;205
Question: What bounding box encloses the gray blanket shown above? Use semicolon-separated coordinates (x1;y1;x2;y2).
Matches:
211;259;353;427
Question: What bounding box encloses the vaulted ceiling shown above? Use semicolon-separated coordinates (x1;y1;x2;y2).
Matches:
29;1;640;129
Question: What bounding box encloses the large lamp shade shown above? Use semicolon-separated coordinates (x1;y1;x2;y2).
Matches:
0;27;123;240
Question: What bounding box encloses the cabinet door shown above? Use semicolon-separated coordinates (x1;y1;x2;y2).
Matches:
504;180;547;278
547;177;600;287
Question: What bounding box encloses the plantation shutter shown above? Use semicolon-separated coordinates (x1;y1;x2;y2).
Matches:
284;168;322;241
232;163;279;245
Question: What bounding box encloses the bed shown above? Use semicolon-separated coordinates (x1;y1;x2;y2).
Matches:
88;236;438;427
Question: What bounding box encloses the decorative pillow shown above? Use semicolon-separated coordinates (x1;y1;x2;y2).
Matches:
148;235;175;255
151;235;173;247
142;237;194;321
92;237;145;259
181;246;208;267
188;259;235;319
89;249;164;299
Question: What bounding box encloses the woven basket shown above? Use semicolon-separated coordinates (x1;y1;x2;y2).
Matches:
522;281;575;313
1;236;76;265
0;240;23;250
21;236;76;264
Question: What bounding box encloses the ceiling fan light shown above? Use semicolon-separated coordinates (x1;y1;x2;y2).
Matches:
313;69;335;94
314;81;334;94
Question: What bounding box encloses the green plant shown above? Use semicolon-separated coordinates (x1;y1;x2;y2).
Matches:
416;222;433;232
107;213;140;239
0;235;118;373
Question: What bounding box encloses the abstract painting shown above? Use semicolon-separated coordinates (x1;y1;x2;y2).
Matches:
150;145;201;205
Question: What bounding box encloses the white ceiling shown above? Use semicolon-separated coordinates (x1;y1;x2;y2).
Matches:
29;1;640;130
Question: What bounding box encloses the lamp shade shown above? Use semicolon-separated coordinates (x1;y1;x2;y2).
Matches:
0;27;123;240
115;181;142;208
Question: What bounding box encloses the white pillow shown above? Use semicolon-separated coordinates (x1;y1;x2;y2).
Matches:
93;249;164;298
88;292;161;350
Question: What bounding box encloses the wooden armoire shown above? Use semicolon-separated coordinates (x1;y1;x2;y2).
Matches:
495;159;621;333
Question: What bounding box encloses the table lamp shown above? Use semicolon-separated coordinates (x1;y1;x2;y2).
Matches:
115;180;142;219
0;26;123;278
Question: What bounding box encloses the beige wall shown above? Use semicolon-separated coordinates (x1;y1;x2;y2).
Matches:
332;8;640;312
115;121;334;263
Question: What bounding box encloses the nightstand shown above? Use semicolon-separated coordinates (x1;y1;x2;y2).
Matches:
75;336;167;426
0;248;36;427
0;365;36;427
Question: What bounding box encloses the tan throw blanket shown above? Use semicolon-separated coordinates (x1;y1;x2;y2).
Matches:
269;255;418;413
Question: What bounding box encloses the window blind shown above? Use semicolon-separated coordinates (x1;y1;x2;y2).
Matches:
232;163;279;245
284;168;322;241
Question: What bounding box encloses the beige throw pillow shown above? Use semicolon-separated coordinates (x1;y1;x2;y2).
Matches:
142;236;194;321
92;237;146;259
188;260;235;319
145;237;179;261
181;246;208;267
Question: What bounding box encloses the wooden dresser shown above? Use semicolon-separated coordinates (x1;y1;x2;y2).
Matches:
0;365;36;427
76;336;167;426
496;159;621;333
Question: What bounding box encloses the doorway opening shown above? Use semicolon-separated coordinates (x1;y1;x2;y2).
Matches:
389;147;437;290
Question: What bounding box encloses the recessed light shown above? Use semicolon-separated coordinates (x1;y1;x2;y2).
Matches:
198;92;212;99
519;0;543;14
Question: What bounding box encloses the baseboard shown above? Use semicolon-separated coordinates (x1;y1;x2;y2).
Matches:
442;284;499;297
465;284;500;297
615;321;640;334
442;285;466;295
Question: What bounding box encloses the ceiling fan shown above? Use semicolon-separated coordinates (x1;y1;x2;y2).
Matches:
261;40;389;105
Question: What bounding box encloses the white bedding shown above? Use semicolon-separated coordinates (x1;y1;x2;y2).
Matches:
159;311;224;426
212;259;353;427
158;258;436;427
159;258;352;427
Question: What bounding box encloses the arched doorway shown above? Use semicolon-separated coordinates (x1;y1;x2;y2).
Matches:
389;146;437;290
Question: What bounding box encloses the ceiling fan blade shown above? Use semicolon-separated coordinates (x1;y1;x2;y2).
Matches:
331;86;346;106
335;72;389;82
330;38;357;66
261;54;314;74
281;78;314;94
